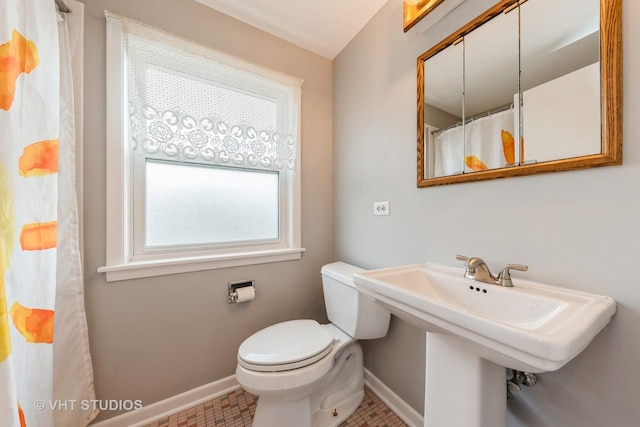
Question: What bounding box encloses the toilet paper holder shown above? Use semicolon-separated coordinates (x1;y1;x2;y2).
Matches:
228;279;256;303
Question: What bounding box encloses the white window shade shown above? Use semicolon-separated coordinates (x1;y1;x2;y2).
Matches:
110;12;302;171
144;160;280;247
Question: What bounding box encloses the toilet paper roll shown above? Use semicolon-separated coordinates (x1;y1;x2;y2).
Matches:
235;286;255;303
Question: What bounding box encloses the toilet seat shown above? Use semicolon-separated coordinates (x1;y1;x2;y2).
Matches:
238;320;335;372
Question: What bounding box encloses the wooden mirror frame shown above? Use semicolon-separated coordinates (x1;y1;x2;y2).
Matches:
416;0;622;188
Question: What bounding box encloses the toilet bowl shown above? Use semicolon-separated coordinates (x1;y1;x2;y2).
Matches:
235;262;391;427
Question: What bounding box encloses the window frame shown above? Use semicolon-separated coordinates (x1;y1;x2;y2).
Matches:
100;15;303;282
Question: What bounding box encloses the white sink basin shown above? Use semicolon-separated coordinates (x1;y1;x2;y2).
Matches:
353;263;616;373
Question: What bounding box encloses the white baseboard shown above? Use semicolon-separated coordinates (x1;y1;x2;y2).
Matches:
364;368;424;427
90;375;240;427
91;370;422;427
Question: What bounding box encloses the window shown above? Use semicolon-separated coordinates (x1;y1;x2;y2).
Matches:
100;12;304;282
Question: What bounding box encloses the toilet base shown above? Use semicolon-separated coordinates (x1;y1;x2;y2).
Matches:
249;342;364;427
312;388;364;427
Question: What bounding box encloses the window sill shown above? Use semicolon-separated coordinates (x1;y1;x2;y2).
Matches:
98;247;305;282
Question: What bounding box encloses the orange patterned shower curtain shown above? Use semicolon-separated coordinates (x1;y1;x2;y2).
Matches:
1;1;95;426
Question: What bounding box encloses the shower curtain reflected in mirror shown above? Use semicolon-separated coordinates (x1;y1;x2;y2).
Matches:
433;108;516;176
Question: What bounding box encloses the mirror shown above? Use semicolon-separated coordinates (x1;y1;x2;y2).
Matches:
417;0;622;187
463;7;519;173
423;41;463;177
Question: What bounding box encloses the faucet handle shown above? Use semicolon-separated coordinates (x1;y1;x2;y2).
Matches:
456;255;475;271
455;255;470;263
498;264;528;287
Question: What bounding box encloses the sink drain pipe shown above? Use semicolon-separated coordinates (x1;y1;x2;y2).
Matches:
507;369;537;398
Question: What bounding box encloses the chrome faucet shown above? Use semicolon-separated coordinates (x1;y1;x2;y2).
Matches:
456;255;528;287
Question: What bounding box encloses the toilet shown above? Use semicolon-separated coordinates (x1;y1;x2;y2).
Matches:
235;262;391;427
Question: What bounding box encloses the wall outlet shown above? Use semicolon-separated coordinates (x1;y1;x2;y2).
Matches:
373;201;390;216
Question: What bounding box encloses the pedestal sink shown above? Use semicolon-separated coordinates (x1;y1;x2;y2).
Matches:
353;263;616;427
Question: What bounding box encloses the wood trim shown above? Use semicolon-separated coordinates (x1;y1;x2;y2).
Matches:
600;0;623;164
417;56;425;185
417;0;623;188
404;0;448;32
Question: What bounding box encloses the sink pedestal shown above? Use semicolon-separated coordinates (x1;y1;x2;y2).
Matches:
425;333;506;427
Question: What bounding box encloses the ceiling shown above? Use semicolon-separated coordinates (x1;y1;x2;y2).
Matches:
194;0;390;59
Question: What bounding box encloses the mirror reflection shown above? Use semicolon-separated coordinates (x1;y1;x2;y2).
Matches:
424;41;463;178
417;0;621;187
463;7;518;173
520;0;600;164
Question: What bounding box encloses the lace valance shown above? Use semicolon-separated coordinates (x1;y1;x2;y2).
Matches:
107;12;302;171
129;102;297;170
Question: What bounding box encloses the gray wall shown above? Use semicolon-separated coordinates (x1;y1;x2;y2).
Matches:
333;0;639;426
80;0;333;422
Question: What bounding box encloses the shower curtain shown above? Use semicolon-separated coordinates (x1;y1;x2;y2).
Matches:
433;108;516;175
0;1;96;426
433;125;464;177
464;109;516;171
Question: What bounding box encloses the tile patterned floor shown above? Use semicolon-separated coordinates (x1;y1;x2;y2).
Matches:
144;386;408;427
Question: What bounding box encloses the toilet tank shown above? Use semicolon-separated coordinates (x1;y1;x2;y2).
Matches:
321;262;390;339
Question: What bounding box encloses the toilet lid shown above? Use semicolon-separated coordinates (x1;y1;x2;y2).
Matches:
238;319;335;372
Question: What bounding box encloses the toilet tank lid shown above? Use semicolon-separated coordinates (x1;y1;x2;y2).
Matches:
321;262;365;287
